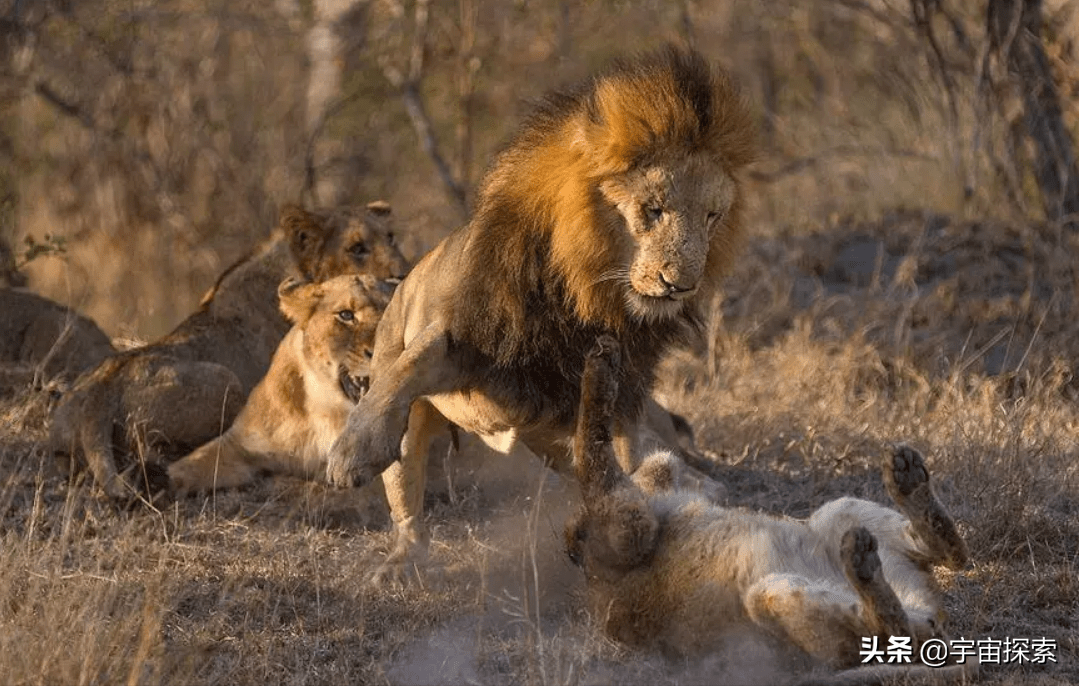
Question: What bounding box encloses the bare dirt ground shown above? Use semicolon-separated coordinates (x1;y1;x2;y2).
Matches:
1;209;1076;685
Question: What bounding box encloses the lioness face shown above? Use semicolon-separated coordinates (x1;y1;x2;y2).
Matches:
278;274;394;401
599;152;737;322
289;201;411;284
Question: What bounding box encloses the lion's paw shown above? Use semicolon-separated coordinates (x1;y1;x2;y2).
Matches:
884;444;930;501
842;526;881;585
326;404;403;488
364;560;416;589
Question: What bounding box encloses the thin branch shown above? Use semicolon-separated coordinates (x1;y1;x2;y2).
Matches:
33;81;99;133
399;82;467;213
382;0;468;218
910;0;959;122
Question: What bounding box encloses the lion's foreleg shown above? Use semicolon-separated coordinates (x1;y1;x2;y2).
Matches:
168;433;258;496
327;322;456;489
611;420;642;479
574;335;627;500
570;336;659;576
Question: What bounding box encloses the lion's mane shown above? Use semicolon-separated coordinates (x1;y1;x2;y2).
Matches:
450;46;755;421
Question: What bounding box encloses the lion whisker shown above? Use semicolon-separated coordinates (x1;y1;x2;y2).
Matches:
592;268;631;288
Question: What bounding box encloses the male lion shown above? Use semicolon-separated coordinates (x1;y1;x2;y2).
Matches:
327;46;755;581
168;274;393;495
50;202;409;501
567;336;975;685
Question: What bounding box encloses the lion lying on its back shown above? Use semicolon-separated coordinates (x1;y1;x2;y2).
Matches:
326;46;755;583
50;203;408;500
567;336;975;685
168;274;393;495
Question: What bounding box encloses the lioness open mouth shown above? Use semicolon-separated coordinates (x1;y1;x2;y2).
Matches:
338;366;370;404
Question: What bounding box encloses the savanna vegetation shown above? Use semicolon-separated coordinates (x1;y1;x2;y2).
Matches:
0;1;1076;684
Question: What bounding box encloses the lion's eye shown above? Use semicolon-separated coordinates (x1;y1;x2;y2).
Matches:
348;242;369;258
336;310;355;323
645;206;664;221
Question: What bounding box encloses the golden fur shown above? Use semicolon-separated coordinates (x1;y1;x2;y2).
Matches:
567;336;974;686
168;275;393;495
325;47;755;583
50;202;409;501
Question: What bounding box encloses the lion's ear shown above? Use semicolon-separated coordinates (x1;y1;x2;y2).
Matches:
280;205;330;279
278;277;320;325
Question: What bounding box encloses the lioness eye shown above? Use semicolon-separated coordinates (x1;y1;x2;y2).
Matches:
336;310;355;323
348;242;369;257
645;205;663;221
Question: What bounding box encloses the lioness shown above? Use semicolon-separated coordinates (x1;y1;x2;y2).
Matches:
50;202;409;500
567;336;974;685
168;274;393;495
326;46;756;581
0;289;116;391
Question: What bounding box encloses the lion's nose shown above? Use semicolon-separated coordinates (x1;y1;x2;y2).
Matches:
658;272;697;298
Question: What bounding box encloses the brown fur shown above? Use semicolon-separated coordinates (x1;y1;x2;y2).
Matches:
0;289;116;391
567;336;974;685
168;275;393;495
325;47;755;583
50;202;408;500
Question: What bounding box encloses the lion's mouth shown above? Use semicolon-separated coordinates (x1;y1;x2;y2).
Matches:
628;289;686;321
338;366;370;404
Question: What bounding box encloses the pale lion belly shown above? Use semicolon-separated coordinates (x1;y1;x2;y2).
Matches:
426;390;523;454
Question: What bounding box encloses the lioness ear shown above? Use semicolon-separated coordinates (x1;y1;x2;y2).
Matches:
365;200;392;217
280;204;329;279
278;277;320;325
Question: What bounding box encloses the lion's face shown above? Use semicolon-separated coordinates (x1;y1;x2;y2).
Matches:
278;274;395;401
286;201;411;285
599;152;738;323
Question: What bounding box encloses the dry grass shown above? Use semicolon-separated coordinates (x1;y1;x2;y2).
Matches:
2;210;1077;685
3;4;1079;682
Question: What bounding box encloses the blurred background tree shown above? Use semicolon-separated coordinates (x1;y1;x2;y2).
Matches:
0;0;1075;339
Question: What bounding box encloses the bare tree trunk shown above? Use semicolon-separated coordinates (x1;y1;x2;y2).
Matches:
304;0;361;207
989;0;1079;224
455;0;477;197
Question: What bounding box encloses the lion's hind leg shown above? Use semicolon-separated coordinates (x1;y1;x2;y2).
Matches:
745;572;869;668
884;445;968;571
369;397;447;587
746;527;912;670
